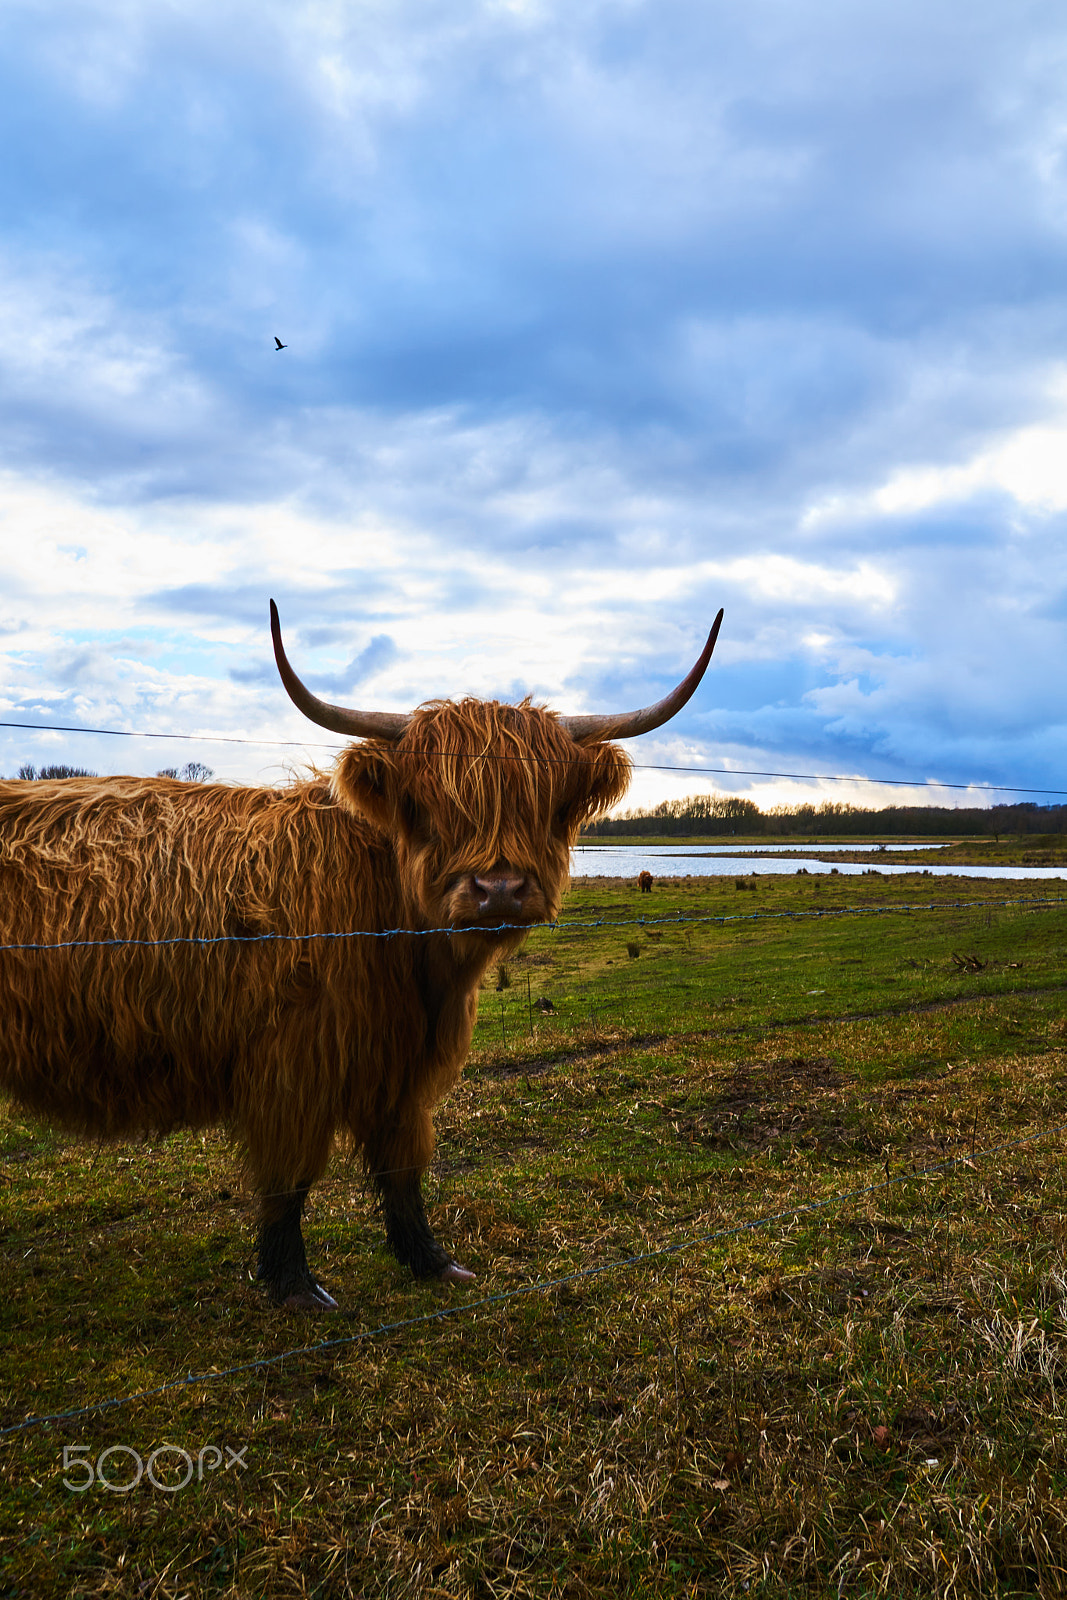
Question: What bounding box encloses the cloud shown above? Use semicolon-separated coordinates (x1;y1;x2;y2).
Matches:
298;634;401;697
1;0;1066;804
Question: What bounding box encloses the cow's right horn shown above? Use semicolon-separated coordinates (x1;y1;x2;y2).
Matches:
270;600;412;740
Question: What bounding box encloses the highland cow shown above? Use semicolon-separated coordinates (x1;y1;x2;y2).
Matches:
638;870;653;893
0;601;722;1310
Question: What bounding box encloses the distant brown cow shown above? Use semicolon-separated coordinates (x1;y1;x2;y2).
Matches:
638;870;653;893
0;602;722;1310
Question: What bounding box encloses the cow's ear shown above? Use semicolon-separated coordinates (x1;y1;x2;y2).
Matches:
332;745;398;831
573;743;633;825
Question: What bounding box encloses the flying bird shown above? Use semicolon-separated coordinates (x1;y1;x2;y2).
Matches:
274;336;287;350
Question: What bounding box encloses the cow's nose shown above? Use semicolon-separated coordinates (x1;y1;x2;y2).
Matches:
472;872;529;919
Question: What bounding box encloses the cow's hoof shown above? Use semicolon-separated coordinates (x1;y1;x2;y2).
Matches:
283;1282;339;1312
439;1261;476;1286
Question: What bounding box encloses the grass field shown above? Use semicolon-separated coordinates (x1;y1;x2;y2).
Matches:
2;869;1066;1598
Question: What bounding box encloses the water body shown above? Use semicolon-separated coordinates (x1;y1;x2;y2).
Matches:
571;843;1067;882
659;841;944;854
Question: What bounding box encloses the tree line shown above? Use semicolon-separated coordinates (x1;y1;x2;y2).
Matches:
9;762;215;782
580;794;1067;838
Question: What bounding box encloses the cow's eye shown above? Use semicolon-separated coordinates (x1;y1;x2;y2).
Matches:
400;796;426;835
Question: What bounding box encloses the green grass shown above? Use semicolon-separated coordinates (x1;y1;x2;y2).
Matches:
1;870;1066;1597
481;871;1066;1058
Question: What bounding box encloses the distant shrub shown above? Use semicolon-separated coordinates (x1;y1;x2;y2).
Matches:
156;762;215;783
16;764;97;780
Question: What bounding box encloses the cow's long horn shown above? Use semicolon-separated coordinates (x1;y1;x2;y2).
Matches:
558;608;724;742
270;600;412;741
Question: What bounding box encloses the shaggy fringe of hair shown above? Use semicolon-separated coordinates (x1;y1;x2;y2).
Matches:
333;699;631;918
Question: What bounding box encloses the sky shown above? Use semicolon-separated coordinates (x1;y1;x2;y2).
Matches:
1;0;1066;813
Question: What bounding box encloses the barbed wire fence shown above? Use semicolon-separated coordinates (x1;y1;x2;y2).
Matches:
3;890;1064;1068
1;892;1063;1118
2;891;1063;954
2;890;1061;1210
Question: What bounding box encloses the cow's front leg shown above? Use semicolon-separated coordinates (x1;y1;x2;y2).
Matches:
375;1169;475;1285
256;1182;339;1311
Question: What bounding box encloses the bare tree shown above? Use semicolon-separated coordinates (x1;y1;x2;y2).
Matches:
156;762;215;783
16;764;97;780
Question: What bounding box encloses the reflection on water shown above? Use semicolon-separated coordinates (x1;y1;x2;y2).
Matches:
571;843;1067;881
641;841;945;853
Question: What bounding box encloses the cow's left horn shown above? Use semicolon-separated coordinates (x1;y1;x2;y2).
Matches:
270;600;412;740
558;608;724;743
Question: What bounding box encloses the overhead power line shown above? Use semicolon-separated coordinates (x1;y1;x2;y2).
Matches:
630;765;1067;797
0;719;281;747
1;718;1064;798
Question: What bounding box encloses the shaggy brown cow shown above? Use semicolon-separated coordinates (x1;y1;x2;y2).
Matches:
0;601;722;1310
638;870;653;893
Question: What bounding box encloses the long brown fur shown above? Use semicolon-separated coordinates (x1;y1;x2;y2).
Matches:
0;700;630;1303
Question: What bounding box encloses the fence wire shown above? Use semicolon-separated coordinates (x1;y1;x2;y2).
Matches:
2;1117;1065;1441
0;894;1063;954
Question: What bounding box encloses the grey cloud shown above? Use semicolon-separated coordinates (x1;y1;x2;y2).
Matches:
303;635;400;696
228;662;274;685
301;625;356;648
145;584;271;624
45;644;119;688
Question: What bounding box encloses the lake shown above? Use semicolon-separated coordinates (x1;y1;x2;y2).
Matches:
571;842;1067;881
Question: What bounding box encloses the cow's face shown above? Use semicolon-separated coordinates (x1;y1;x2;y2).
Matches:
333;699;630;934
270;597;719;945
